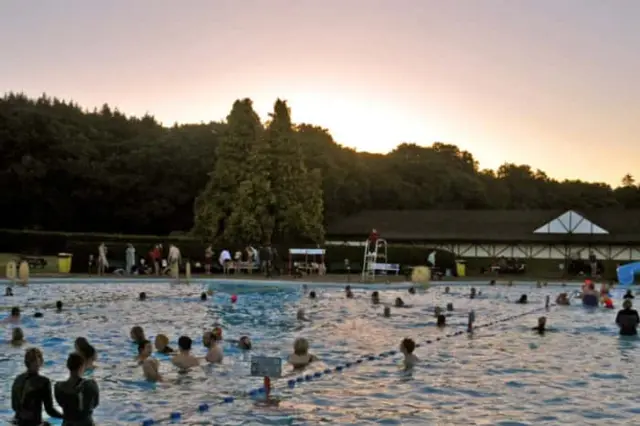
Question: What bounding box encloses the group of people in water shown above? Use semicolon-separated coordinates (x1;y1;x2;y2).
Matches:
3;280;639;425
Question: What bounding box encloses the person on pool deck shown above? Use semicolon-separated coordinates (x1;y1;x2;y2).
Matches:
556;293;570;306
203;330;223;364
469;288;476;299
3;306;21;323
55;352;100;426
437;315;446;328
345;285;354;299
172;336;200;370
309;291;317;300
616;299;640;336
154;334;175;354
5;287;13;296
371;291;380;305
288;338;318;369
408;287;416;295
532;316;547;334
137;340;162;382
11;347;63;426
11;328;26;346
399;338;418;370
383;306;391;317
516;294;528;304
624;290;635;300
130;326;146;345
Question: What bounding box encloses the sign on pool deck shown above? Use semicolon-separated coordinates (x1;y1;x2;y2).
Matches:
251;356;282;378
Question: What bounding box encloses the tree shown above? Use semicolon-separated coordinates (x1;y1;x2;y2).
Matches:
193;99;273;244
264;99;324;243
622;174;636;187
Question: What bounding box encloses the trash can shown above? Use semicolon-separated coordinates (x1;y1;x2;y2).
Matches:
58;253;73;273
456;260;466;277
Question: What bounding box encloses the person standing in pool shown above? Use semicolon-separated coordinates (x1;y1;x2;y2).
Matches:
55;353;99;426
11;348;63;426
137;340;162;382
172;336;200;370
616;299;640;336
3;306;21;323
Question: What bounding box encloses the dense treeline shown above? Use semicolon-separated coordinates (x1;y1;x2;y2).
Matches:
1;92;639;242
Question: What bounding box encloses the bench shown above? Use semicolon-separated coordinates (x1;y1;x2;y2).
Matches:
18;255;47;269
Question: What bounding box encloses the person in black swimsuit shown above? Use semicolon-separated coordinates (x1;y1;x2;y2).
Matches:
55;352;100;426
616;299;640;336
11;347;63;426
624;290;635;300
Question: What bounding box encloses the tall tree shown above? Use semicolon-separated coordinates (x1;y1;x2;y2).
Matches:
265;99;324;243
193;99;273;244
622;173;636;188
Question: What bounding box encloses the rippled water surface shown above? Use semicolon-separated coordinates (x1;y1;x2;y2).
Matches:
1;281;639;425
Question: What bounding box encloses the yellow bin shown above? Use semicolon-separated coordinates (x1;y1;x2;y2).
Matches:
58;253;73;273
456;261;466;277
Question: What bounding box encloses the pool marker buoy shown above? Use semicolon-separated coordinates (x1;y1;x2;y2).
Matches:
5;260;17;282
18;261;29;286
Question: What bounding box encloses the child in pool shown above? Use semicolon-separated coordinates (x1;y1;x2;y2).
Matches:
203;329;223;364
154;334;175;354
130;326;146;345
288;338;318;369
137;340;162;382
400;338;418;369
11;327;25;346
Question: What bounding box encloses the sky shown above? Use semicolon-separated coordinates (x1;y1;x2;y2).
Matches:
1;0;639;187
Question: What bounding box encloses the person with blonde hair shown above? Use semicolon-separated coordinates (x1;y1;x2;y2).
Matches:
288;338;318;369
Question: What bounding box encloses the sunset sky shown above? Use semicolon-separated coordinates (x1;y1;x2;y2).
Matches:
1;0;638;186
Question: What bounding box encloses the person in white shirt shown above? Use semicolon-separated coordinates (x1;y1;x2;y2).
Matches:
219;249;231;274
166;245;181;278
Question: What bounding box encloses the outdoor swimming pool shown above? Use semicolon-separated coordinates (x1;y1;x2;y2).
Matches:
1;280;639;425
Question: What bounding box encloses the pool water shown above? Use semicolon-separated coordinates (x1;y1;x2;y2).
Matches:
1;281;639;425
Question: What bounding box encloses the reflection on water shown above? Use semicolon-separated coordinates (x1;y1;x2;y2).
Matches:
0;282;639;425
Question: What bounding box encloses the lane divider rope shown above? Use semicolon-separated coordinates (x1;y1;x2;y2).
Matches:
140;302;554;425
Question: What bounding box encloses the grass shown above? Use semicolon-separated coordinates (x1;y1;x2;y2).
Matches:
0;253;61;275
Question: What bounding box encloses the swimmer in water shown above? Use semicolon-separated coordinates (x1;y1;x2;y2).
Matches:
296;308;308;321
11;347;63;425
130;326;146;345
172;336;200;370
434;306;442;317
5;287;13;296
74;339;97;369
11;327;25;346
437;314;446;328
489;280;496;286
516;294;528;304
139;292;147;301
444;286;450;294
137;340;162;382
446;302;454;312
394;297;406;308
532;316;547;334
408;287;416;295
238;335;252;350
200;292;207;301
154;334;175;354
624;290;635;300
288;338;318;369
345;285;354;299
469;288;476;299
616;299;640;336
383;306;391;317
536;281;542;288
302;284;308;293
54;352;100;426
371;291;380;305
399;338;418;370
55;301;63;312
34;312;43;318
3;306;21;323
309;291;317;300
556;293;570;306
203;328;223;363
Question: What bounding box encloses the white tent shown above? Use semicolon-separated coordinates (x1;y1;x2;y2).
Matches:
533;210;608;235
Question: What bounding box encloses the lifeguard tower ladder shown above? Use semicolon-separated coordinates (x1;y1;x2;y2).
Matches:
362;238;388;281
